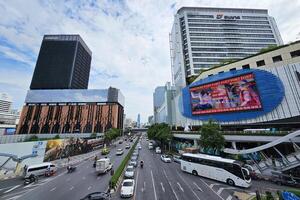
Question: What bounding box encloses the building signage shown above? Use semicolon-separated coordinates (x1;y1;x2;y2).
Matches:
189;73;262;115
216;14;240;20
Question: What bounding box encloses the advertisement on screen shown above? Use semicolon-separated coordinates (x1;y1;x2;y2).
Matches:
190;73;262;115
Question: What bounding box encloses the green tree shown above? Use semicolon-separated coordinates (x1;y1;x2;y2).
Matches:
53;134;60;139
104;128;121;144
259;44;277;53
147;123;172;150
200;120;225;154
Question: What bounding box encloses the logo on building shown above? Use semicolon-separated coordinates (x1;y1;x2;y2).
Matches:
216;14;240;20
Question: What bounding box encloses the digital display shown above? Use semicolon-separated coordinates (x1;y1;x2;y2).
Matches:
190;73;262;115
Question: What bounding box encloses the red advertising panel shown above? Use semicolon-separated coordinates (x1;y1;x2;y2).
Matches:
190;73;262;115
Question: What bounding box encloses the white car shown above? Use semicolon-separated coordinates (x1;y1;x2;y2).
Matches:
138;145;142;150
124;166;134;178
125;144;130;149
161;155;172;163
116;148;124;156
120;179;135;198
155;147;161;154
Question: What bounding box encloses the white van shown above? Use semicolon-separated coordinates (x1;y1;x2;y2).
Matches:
24;162;56;178
96;158;113;175
148;142;153;150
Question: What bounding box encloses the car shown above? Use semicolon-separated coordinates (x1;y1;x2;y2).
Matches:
161;154;172;163
131;156;137;161
119;140;123;144
124;166;135;178
133;152;139;157
173;155;181;163
116;148;124;156
81;192;110;200
130;160;137;167
155;147;161;154
101;147;110;155
120;179;135;198
125;144;130;149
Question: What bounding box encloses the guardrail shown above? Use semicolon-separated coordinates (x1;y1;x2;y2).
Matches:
172;130;292;136
0;133;104;144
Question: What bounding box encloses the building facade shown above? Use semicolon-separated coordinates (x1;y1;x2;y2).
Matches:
174;41;300;129
0;93;19;125
170;7;283;89
30;35;92;90
16;88;124;134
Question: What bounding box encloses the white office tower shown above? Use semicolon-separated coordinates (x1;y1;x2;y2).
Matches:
170;7;283;89
0;93;12;113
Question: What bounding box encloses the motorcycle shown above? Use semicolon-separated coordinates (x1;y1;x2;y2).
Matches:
24;175;38;185
140;161;144;168
67;166;76;173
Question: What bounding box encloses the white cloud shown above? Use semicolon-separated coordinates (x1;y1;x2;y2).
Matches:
0;0;299;122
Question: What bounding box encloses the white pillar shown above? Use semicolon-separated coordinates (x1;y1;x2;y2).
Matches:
232;141;237;150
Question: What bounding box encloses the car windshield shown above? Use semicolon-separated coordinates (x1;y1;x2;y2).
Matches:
123;182;133;186
117;149;122;151
126;168;134;172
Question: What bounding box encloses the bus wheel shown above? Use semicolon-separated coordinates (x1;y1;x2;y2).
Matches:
227;179;235;186
192;170;198;176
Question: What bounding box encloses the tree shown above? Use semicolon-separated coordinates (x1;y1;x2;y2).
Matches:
259;45;277;53
104;128;121;144
200;120;225;154
147;123;172;149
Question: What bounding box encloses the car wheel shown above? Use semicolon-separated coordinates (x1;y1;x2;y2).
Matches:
227;179;235;186
192;170;198;176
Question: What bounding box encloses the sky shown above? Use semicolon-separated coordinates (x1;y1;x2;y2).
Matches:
0;0;299;123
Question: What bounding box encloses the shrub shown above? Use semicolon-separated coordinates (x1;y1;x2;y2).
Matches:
25;135;39;142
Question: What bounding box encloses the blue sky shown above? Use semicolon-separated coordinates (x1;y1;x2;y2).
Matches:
0;0;299;122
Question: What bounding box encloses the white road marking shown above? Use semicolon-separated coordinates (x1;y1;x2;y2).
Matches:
217;187;224;195
193;182;203;192
177;182;184;192
134;168;139;198
3;185;21;194
23;183;34;189
160;182;165;192
0;186;16;191
163;169;179;200
226;195;232;200
209;183;222;189
5;195;22;200
50;187;56;192
141;181;146;192
82;176;86;180
88;186;92;190
150;170;158;200
176;170;201;200
70;186;74;190
1;188;35;199
200;180;224;200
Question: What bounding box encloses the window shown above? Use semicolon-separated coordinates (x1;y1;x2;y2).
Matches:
256;60;265;67
242;64;250;69
272;55;283;63
208;74;213;77
230;68;236;71
218;71;224;74
290;50;300;58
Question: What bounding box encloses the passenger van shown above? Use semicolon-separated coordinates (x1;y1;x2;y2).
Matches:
24;162;56;178
96;158;113;175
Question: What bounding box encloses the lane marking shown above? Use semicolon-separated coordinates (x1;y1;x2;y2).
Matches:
193;182;203;192
1;188;34;199
5;195;22;200
150;170;158;200
0;186;17;191
50;187;56;192
177;182;184;192
163;169;179;200
88;186;92;190
134;168;139;199
200;179;224;200
23;183;34;189
141;181;146;193
176;170;201;200
3;185;21;194
70;186;74;190
217;187;224;195
226;195;232;200
160;182;165;192
209;183;222;189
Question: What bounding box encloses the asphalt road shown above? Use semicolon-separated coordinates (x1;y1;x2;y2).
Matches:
0;138;134;200
113;135;298;200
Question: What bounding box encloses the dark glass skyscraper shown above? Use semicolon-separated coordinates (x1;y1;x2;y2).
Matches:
30;34;92;89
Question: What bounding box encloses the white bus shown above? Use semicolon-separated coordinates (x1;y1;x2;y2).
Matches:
181;153;251;188
24;162;56;178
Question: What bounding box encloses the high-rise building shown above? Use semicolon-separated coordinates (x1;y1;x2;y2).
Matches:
137;114;141;128
30;34;92;90
170;7;283;89
0;93;19;125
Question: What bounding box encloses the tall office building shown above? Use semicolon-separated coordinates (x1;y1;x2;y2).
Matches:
30;34;92;90
0;93;19;125
0;93;12;113
170;7;283;88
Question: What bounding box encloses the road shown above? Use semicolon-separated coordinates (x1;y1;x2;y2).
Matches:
113;135;298;200
0;139;134;200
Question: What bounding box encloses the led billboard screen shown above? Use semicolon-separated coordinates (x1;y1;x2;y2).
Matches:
190;73;262;115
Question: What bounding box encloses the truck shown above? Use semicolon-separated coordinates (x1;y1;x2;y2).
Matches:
96;158;113;175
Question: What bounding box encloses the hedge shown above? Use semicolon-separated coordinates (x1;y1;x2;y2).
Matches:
110;137;139;188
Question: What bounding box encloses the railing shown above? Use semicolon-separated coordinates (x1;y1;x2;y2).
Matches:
172;130;291;136
0;133;104;144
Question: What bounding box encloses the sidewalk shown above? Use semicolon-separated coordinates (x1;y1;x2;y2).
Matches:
0;148;103;180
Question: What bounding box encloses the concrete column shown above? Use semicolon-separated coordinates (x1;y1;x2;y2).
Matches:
232;141;237;150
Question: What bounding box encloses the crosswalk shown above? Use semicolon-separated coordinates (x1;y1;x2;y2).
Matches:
207;181;239;200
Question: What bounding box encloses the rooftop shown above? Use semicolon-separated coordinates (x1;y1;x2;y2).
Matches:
177;6;268;14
